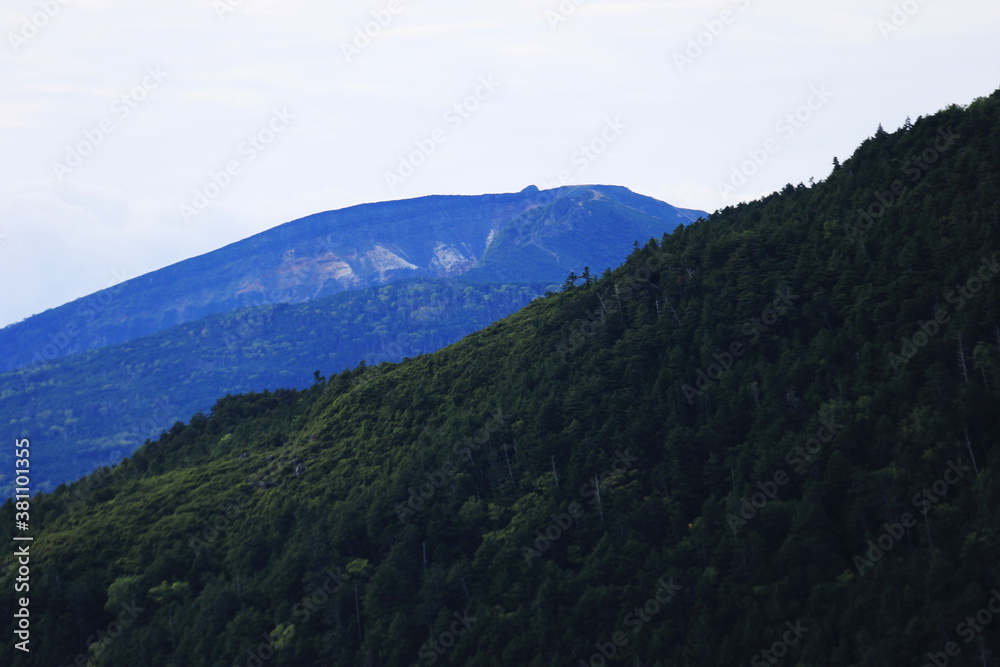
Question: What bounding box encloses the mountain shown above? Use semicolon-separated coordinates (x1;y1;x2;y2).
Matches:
4;90;1000;667
0;280;548;497
0;185;704;374
0;186;701;497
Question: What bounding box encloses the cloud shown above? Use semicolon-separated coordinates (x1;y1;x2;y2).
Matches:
1;0;999;326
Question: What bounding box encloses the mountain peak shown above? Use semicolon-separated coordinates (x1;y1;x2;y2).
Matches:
0;187;704;372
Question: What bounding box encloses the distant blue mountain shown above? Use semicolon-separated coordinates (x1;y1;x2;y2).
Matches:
0;185;704;374
0;185;705;495
0;279;548;497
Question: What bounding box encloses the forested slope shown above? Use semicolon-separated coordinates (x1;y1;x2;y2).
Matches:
3;90;1000;666
0;280;547;497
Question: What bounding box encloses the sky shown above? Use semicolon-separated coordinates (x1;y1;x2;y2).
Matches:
1;0;998;328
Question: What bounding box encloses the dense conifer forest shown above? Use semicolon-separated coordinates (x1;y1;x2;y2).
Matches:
3;89;1000;666
1;280;547;497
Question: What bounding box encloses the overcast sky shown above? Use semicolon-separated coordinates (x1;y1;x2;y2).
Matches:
1;0;997;328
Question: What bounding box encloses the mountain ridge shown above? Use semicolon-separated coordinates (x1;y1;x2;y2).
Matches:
3;89;999;666
0;279;549;496
1;185;704;374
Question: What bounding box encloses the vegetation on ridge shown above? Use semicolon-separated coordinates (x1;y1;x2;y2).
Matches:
3;90;1000;666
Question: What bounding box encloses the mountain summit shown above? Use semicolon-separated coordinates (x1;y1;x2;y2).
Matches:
1;185;703;496
3;90;1000;666
0;185;702;373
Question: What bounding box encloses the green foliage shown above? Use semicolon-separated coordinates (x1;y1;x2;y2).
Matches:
3;89;1000;666
0;280;547;496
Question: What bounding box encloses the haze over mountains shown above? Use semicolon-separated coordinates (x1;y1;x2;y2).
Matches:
0;185;702;373
0;185;704;496
4;89;999;666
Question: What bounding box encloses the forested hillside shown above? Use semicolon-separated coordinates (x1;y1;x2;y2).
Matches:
0;280;547;497
3;90;1000;666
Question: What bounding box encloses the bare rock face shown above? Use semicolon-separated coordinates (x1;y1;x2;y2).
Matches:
0;185;704;372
